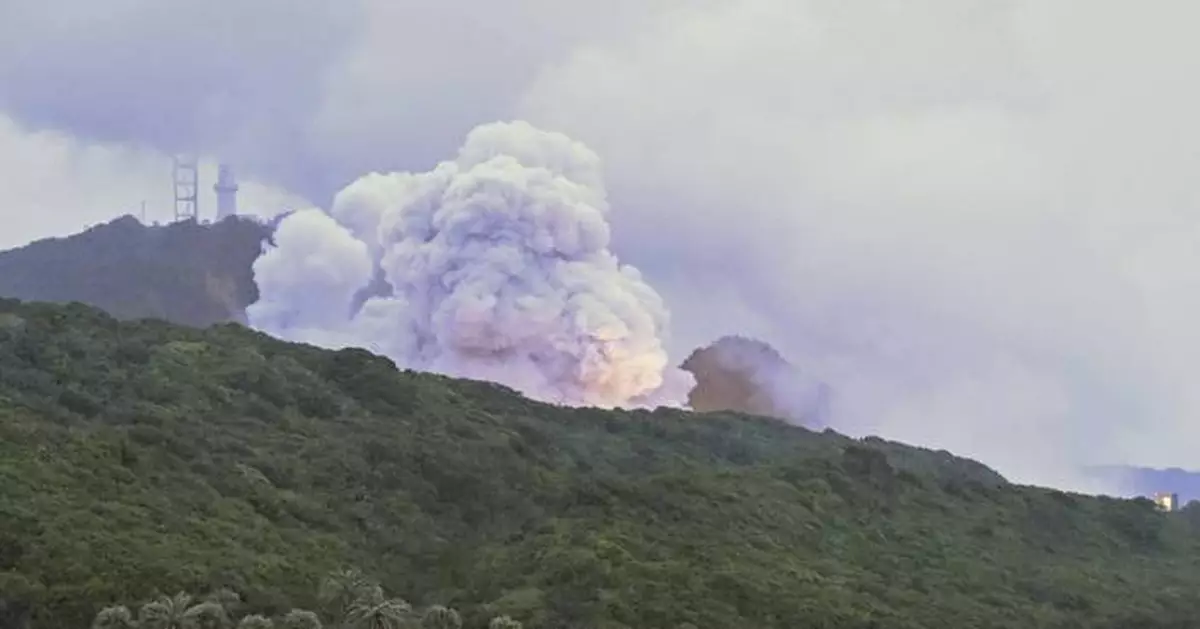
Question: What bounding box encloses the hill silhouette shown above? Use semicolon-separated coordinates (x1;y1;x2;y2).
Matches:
1086;465;1200;505
0;216;266;327
0;218;1181;516
3;300;1200;628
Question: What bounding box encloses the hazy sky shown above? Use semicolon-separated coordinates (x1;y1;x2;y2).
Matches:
4;0;1200;489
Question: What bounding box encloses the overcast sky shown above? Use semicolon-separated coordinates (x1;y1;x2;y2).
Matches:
4;0;1200;489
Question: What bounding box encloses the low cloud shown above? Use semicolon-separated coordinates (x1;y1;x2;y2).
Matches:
0;113;305;250
519;0;1200;488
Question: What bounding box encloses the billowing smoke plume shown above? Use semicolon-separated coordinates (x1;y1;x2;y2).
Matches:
247;121;692;407
682;336;831;428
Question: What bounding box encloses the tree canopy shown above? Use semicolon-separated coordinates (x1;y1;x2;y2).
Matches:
2;300;1200;628
0;216;265;327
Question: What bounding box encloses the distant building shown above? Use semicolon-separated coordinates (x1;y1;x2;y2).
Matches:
214;163;239;220
1152;492;1179;512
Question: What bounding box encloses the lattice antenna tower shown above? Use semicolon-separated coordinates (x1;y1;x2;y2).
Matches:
173;154;200;222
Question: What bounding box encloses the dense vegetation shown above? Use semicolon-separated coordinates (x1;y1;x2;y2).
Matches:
4;300;1200;628
0;216;1187;503
90;568;519;629
0;216;265;327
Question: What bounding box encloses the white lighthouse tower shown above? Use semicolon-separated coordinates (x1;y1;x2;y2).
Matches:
214;163;239;220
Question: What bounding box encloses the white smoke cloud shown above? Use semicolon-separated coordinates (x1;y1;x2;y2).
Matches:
515;0;1200;490
247;120;692;408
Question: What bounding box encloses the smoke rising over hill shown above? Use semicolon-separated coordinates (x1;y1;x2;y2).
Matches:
12;1;1200;491
248;121;691;407
682;336;830;427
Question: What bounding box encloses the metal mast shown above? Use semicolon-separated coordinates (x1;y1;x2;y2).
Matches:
173;154;199;222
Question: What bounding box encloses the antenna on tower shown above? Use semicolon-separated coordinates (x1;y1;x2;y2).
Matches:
173;154;199;222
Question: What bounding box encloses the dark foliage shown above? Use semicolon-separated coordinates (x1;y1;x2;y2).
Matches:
0;216;266;327
2;301;1200;628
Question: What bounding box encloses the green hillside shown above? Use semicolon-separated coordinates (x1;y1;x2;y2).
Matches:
2;300;1200;629
0;216;266;327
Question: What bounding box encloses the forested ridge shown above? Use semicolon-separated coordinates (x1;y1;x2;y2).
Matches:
0;216;265;327
3;300;1200;628
0;215;1190;507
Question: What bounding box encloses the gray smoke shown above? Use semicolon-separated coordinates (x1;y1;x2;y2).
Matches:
247;120;692;407
681;336;832;428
